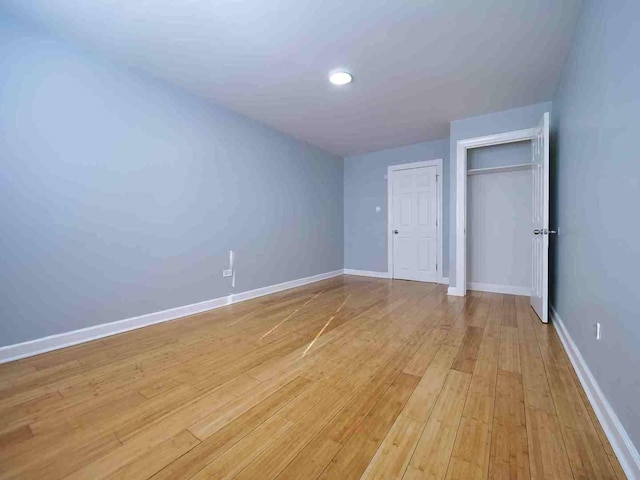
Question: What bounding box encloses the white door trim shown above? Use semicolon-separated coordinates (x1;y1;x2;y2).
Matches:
387;159;443;284
451;128;538;297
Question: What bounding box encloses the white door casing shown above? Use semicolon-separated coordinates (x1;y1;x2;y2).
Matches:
453;113;551;315
389;164;439;282
530;112;550;323
453;127;538;297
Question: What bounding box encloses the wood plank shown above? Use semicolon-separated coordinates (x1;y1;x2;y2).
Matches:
501;295;517;327
0;425;33;451
488;370;530;480
402;345;460;423
360;415;425;480
498;326;520;373
444;294;503;480
403;369;472;480
271;346;408;480
149;375;313;480
403;326;450;377
515;297;573;480
104;430;200;480
316;372;420;480
189;415;295;480
231;383;361;480
451;326;484;374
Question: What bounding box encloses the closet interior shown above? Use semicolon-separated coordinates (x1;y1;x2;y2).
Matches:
466;140;533;295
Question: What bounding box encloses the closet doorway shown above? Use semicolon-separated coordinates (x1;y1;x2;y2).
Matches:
452;113;551;323
467;144;532;297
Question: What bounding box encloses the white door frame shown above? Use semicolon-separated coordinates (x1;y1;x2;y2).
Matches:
387;159;444;284
449;129;538;297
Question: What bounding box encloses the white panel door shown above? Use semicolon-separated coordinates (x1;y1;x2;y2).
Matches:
531;112;550;322
391;166;438;282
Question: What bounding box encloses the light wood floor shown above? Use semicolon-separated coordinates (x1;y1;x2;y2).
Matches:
0;276;626;479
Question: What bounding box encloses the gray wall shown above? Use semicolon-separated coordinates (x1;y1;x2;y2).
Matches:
448;102;552;289
344;139;449;274
467;141;530;170
0;16;343;347
551;0;640;449
468;169;531;290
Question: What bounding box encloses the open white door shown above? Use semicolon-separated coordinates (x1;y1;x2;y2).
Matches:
391;166;439;282
531;112;550;322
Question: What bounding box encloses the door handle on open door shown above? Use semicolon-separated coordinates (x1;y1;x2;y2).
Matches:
533;229;541;235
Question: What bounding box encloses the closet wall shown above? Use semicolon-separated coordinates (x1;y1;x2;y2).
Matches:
467;141;532;294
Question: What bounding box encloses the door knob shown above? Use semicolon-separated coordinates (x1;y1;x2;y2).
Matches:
533;229;541;235
393;230;399;234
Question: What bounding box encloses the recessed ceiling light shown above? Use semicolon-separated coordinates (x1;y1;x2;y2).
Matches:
329;71;353;86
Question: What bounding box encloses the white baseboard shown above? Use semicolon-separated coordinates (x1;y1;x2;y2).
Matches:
343;270;449;286
0;269;344;365
447;286;465;296
343;269;390;279
551;307;640;480
467;282;530;296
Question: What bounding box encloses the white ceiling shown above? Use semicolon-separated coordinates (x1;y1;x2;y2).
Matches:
4;0;582;156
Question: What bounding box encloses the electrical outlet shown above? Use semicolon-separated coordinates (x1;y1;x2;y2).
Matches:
595;322;601;340
223;269;233;278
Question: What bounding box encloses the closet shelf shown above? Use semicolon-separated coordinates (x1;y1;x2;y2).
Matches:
467;163;532;176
